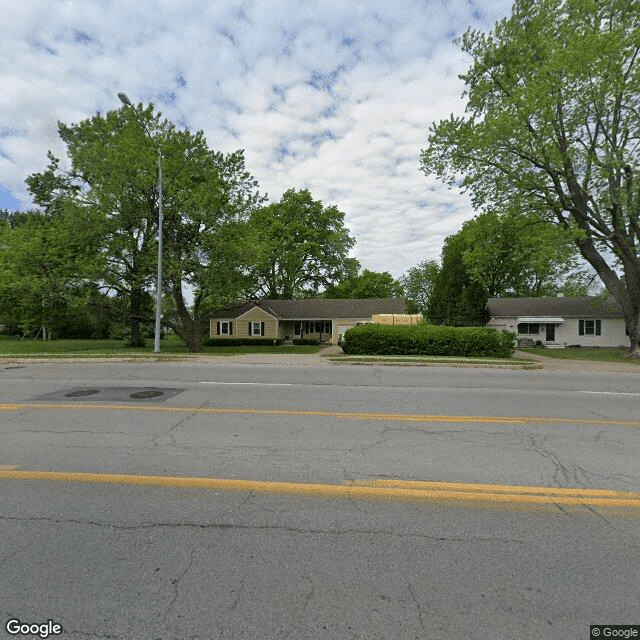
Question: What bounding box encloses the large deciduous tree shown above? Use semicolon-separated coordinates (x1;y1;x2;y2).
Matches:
27;104;262;351
456;210;587;297
322;269;404;300
424;212;590;325
246;189;357;299
401;259;440;313
421;0;640;355
0;208;101;338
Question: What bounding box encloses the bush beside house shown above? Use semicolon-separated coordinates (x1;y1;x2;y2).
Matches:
341;323;515;358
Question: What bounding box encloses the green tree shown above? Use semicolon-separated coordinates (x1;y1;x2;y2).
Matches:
401;260;440;313
421;0;640;354
27;108;163;346
246;189;357;299
27;104;262;351
322;269;403;299
162;148;262;351
457;210;585;296
427;233;489;326
0;209;100;337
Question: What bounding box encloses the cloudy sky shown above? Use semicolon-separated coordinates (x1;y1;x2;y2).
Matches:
1;0;514;277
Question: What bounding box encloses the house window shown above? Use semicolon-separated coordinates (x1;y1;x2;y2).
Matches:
517;323;539;334
579;319;601;336
216;321;233;336
306;321;332;334
250;321;265;336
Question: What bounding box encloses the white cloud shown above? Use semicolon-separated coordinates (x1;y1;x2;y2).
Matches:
0;0;514;276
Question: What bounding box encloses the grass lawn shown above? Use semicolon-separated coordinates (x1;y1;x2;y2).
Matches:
519;346;640;365
0;335;323;357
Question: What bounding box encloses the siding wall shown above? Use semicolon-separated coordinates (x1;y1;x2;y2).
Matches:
488;317;628;347
211;307;279;339
555;318;627;347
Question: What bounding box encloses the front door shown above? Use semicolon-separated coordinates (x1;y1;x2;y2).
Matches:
546;324;555;342
294;322;303;339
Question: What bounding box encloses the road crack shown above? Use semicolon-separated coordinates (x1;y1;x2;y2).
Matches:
0;514;529;545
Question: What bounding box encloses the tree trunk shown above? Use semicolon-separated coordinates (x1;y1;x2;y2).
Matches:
128;287;146;348
171;278;203;353
624;311;640;359
573;237;640;357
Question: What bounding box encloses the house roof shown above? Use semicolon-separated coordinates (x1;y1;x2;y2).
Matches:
211;298;406;320
487;296;623;319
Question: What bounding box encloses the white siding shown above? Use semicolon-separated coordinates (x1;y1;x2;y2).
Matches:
488;317;628;347
554;318;627;347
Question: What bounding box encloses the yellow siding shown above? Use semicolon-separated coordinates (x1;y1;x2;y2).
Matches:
211;307;279;339
238;308;278;339
238;307;277;322
210;318;237;339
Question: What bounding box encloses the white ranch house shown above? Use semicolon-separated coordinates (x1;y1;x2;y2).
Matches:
487;296;629;348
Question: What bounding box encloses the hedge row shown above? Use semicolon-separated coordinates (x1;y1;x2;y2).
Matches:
203;338;283;347
341;323;515;358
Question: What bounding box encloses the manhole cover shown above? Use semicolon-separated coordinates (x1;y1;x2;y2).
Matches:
129;390;165;399
65;389;101;398
33;386;185;403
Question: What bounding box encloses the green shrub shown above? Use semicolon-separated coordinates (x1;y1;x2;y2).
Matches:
292;338;320;345
341;323;515;358
203;338;283;347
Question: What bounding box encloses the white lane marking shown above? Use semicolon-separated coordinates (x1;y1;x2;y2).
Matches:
578;391;640;396
199;382;293;386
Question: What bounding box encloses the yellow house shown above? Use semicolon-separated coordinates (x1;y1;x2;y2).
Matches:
210;298;406;344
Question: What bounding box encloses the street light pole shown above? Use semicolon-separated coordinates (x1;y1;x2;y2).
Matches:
155;147;163;354
117;93;163;353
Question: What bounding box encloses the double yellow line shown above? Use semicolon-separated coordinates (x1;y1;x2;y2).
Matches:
1;470;639;510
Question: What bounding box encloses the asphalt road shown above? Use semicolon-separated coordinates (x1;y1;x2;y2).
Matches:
0;359;639;640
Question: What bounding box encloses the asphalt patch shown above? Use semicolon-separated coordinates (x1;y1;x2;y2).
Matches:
32;387;186;403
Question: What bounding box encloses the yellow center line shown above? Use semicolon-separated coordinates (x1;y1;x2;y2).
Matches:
0;402;638;427
347;478;640;499
0;470;638;509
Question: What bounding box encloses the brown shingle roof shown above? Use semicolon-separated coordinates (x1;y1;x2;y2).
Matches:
211;298;406;319
487;296;623;318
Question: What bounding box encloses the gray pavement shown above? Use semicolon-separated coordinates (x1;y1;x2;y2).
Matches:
1;359;639;639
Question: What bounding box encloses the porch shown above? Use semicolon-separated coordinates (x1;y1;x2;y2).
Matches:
279;320;334;343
